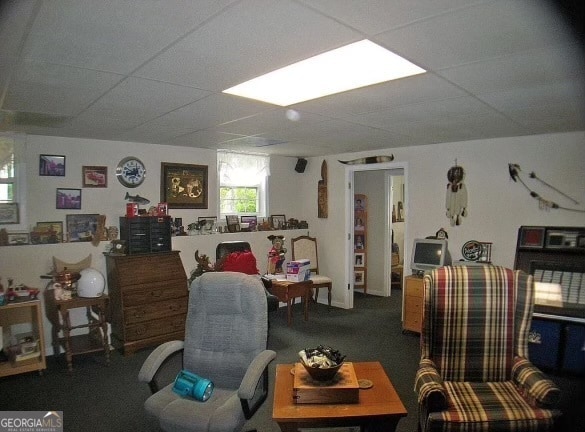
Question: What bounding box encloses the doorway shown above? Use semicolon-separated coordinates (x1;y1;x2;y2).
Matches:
344;162;408;309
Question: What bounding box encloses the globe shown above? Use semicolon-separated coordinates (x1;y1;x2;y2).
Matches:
77;268;105;298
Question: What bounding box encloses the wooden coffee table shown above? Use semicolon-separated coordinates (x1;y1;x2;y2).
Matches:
273;361;407;432
267;279;313;326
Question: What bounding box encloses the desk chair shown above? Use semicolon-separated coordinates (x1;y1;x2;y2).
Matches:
291;235;332;307
415;265;561;432
139;272;276;432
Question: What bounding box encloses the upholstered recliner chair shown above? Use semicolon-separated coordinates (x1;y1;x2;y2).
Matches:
415;265;561;432
139;272;276;432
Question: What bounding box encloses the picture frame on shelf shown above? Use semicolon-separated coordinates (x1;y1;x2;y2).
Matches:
0;203;19;224
225;215;240;233
32;221;63;244
82;166;108;188
197;216;217;233
39;154;66;176
161;162;208;209
7;231;29;245
270;214;286;230
354;252;365;267
56;188;81;210
240;215;257;231
66;214;99;242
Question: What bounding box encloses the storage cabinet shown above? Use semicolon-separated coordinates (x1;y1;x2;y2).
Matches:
0;300;46;377
403;275;423;333
105;251;188;355
119;216;172;254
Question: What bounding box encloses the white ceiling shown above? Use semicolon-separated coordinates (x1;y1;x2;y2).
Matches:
0;0;583;157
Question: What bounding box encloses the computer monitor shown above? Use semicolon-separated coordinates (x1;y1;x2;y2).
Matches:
410;238;451;273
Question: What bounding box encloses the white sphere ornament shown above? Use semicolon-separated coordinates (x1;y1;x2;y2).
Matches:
77;268;105;298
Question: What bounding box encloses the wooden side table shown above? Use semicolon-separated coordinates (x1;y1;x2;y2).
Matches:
55;295;110;371
273;361;407;431
267;279;313;326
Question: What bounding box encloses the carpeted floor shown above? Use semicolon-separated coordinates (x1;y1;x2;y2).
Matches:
0;291;582;432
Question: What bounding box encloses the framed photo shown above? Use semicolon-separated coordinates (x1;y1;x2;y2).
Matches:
32;221;63;244
39;154;66;176
225;215;240;233
161;162;208;209
354;270;365;286
0;203;19;224
198;216;216;233
240;215;257;231
354;252;365;267
82;166;108;188
270;214;286;230
354;234;365;250
66;214;99;242
56;188;81;209
7;231;29;245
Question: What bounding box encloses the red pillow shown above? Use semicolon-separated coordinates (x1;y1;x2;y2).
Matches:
222;251;259;275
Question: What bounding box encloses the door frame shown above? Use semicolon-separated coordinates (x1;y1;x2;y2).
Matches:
344;161;409;309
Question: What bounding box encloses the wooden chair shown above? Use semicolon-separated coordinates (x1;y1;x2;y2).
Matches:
291;235;332;306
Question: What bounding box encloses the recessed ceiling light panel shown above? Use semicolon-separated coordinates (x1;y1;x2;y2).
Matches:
223;40;426;106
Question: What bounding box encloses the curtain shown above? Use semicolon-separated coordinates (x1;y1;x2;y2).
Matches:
217;151;270;186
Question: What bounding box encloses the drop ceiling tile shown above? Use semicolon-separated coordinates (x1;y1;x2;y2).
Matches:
216;108;329;136
294;73;468;118
164;129;249;148
135;0;361;90
3;61;123;115
298;0;487;36
22;0;239;74
376;0;573;70
438;44;584;95
81;77;211;124
353;96;496;129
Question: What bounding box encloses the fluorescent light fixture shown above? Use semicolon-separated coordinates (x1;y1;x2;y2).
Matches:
223;40;426;106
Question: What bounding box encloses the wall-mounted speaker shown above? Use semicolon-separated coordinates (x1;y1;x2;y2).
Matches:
295;158;307;173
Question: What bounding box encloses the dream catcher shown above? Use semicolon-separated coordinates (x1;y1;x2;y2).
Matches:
508;163;583;213
445;162;467;226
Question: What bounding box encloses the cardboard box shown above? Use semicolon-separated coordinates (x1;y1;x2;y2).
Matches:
286;259;311;282
293;362;359;404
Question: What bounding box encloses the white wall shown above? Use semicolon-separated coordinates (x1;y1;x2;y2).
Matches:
1;130;584;355
302;131;585;308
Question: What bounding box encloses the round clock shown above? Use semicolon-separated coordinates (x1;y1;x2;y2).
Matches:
116;157;146;187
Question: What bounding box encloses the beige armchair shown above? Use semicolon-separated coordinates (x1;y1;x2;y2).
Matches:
291;235;332;306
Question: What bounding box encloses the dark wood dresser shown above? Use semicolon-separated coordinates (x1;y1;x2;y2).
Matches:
105;251;188;355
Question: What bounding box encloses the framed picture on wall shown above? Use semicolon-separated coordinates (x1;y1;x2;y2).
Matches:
161;162;208;209
56;188;81;209
82;166;108;188
0;203;19;224
39;154;66;176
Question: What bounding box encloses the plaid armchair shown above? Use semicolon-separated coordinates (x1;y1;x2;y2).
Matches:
414;265;561;432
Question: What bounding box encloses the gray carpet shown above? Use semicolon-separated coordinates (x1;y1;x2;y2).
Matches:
0;291;582;432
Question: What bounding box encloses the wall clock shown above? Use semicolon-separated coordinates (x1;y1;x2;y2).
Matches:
116;157;145;188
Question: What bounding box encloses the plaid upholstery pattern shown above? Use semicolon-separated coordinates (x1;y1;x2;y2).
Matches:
415;266;561;432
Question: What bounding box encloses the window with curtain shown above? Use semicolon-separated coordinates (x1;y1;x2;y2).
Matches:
0;133;26;229
217;151;270;218
0;135;17;203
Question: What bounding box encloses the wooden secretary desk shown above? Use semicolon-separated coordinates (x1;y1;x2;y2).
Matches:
105;251;188;355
